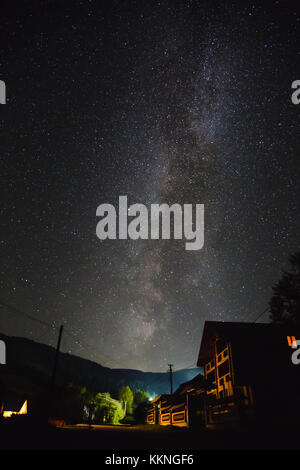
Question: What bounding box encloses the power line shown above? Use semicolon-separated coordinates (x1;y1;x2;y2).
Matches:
252;306;270;323
0;298;123;369
34;328;55;343
0;299;58;331
62;327;122;368
173;363;197;372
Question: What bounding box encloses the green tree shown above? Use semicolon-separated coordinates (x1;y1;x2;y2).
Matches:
118;385;134;416
269;251;300;327
93;392;124;424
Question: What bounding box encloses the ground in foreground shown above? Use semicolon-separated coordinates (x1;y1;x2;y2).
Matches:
0;421;299;450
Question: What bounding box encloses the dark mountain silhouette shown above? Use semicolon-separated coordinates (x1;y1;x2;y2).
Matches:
0;332;201;404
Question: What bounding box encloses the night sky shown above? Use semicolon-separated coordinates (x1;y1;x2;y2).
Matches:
0;0;299;372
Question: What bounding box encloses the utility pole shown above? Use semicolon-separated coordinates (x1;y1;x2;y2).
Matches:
168;364;173;395
47;325;63;422
51;325;64;389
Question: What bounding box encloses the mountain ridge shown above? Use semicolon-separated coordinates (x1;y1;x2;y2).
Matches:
0;332;201;400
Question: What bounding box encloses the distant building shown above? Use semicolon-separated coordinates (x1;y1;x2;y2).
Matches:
147;321;300;429
146;373;205;427
3;398;27;418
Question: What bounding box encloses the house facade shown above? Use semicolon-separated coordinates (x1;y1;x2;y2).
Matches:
146;321;300;429
146;373;205;427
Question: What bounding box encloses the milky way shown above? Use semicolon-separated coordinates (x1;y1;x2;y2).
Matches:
0;1;299;371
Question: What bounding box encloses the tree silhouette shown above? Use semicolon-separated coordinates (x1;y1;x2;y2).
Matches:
133;389;149;408
269;252;300;327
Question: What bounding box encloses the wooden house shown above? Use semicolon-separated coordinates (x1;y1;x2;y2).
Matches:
197;321;300;428
146;373;205;427
147;321;300;429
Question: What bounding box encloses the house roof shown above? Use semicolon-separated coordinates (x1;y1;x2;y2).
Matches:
150;394;170;404
4;395;26;412
174;372;205;395
197;320;300;366
150;373;206;407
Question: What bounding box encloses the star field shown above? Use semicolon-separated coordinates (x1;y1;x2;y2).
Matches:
0;0;299;371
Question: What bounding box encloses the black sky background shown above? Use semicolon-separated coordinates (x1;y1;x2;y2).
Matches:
0;0;299;371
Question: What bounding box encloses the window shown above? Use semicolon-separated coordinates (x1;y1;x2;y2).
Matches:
217;347;229;364
206;369;216;383
218;359;229;378
206;359;215;373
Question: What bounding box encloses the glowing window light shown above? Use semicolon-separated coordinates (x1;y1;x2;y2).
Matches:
287;336;297;348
